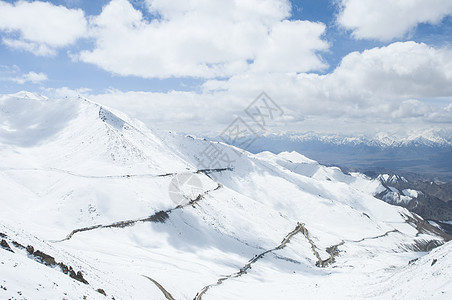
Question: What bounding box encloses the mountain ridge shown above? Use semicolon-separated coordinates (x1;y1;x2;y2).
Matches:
1;92;451;299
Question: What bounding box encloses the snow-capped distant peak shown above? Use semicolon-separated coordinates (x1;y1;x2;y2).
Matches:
261;130;452;148
377;174;408;184
379;174;390;182
7;91;48;101
277;151;317;164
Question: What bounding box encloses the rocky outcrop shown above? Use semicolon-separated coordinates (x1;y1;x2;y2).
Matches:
1;232;89;285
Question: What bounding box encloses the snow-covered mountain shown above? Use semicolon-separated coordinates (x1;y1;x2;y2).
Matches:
1;92;451;299
228;132;452;180
372;173;452;228
253;131;452;148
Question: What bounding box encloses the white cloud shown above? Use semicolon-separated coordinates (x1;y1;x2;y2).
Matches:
11;71;48;84
251;20;328;73
337;0;452;41
40;39;452;135
146;0;290;24
0;65;47;84
103;41;452;134
391;99;431;119
3;2;449;136
205;41;452;107
328;42;452;99
47;43;452;136
40;86;92;98
78;0;328;78
2;38;56;56
0;0;88;56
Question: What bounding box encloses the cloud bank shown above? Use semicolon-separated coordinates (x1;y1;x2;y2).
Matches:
0;65;47;84
48;41;450;135
337;0;452;41
0;0;450;136
0;0;87;56
78;0;328;78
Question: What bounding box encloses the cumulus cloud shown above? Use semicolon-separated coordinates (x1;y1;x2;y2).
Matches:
77;0;328;78
337;0;452;41
0;0;88;56
1;1;450;136
327;42;452;99
0;65;47;84
97;42;452;133
11;71;48;84
40;86;92;98
45;42;451;135
2;38;56;56
208;41;452;103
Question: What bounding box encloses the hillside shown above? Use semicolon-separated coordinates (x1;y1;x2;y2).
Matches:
0;92;451;299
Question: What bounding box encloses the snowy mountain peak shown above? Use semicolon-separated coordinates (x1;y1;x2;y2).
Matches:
0;93;191;173
378;174;409;184
263;131;452;148
6;91;48;101
1;92;451;299
276;151;317;164
99;106;127;129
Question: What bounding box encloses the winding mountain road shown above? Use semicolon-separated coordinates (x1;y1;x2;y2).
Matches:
142;275;176;300
55;183;222;242
194;223;304;300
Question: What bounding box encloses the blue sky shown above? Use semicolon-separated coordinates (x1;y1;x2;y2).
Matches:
0;0;450;93
0;0;452;136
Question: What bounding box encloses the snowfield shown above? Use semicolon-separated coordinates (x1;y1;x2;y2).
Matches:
0;92;451;299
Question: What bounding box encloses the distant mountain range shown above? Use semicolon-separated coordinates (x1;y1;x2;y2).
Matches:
278;131;452;147
218;132;452;180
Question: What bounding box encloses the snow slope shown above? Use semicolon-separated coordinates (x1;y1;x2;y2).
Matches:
1;92;451;299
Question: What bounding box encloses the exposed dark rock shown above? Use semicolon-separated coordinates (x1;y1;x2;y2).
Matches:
70;270;89;285
33;250;56;266
97;288;107;296
409;257;419;265
26;245;34;255
316;242;344;268
57;262;88;284
375;175;452;222
397;213;449;251
0;239;14;253
402;213;452;242
148;210;170;223
435;221;452;236
196;168;233;175
58;262;69;274
11;241;25;249
24;244;90;285
408;239;444;252
431;259;438;266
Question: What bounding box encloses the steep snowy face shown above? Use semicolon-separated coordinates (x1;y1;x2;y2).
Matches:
0;93;450;300
0;92;191;174
0;93;196;238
